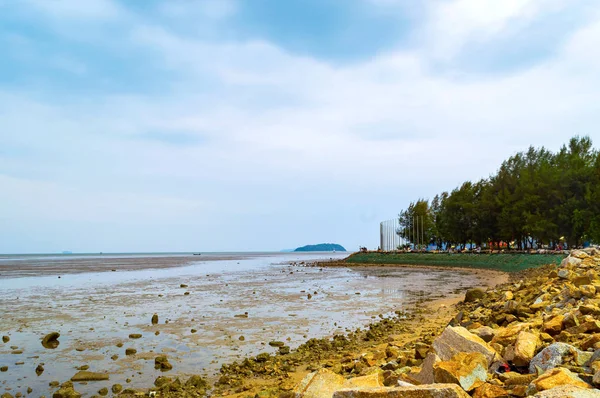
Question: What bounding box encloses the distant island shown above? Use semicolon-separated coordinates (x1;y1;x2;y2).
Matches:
294;243;346;252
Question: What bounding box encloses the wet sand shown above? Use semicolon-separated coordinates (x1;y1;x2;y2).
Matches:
0;253;505;397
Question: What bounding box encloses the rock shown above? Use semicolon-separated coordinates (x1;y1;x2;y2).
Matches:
0;366;7;372
111;384;123;394
52;381;81;398
593;369;600;386
561;257;582;268
513;331;539;367
529;342;582;373
155;355;173;371
433;352;488;391
332;384;470;398
502;291;514;301
269;341;285;347
472;383;510;398
129;333;142;339
582;334;600;351
97;387;108;396
293;368;344;398
151;314;159;324
533;385;600;397
70;371;109;381
412;352;440;385
471;327;495;343
343;373;384;388
279;346;291;355
532;367;590;391
125;348;136;355
180;284;188;288
36;364;44;375
543;315;564;335
42;332;60;349
433;326;498;365
558;269;571;279
2;336;9;343
465;288;487;303
580;285;596;297
185;375;208;389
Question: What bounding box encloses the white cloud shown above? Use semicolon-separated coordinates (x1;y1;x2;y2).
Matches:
1;0;600;252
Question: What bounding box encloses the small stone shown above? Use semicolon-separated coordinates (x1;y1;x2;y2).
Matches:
125;348;137;356
41;332;60;349
111;384;123;394
151;314;159;324
98;387;108;396
268;341;285;347
180;284;188;288
191;329;197;333
465;288;487;303
2;336;9;343
36;364;44;375
0;366;7;372
128;333;142;339
71;371;110;382
239;336;245;341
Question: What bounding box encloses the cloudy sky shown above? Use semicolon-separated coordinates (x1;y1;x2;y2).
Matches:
1;0;599;253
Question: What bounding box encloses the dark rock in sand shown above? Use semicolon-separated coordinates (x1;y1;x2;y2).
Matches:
53;381;81;398
97;387;108;396
191;329;197;333
239;336;245;341
152;314;159;325
279;346;291;355
155;355;173;371
269;341;285;347
71;371;109;382
2;335;9;343
184;291;190;295
185;375;208;390
76;365;89;371
129;333;142;339
111;384;123;394
41;332;60;349
36;364;44;375
125;348;137;356
464;288;487;303
180;284;188;288
0;366;7;372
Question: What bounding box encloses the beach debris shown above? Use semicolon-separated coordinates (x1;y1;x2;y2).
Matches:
151;313;159;324
180;284;188;288
35;364;44;375
2;335;9;343
0;366;7;372
125;348;137;356
128;333;142;339
41;332;60;349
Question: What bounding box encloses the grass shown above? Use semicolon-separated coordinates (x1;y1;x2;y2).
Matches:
343;252;565;273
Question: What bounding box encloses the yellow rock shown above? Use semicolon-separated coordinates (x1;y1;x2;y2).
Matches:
293;369;345;398
332;384;470;398
433;352;488;392
491;323;531;347
433;326;499;365
472;383;510;398
543;315;563;335
513;331;539;367
343;373;384;389
532;368;590;392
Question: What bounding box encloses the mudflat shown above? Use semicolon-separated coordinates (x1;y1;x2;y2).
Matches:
0;253;505;397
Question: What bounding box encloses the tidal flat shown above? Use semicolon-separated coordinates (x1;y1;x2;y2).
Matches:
0;253;504;397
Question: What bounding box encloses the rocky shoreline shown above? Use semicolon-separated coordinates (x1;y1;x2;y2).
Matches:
5;250;600;398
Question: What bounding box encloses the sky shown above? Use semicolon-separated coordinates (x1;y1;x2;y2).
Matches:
1;0;600;253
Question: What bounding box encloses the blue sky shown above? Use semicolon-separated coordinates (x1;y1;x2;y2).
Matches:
1;0;600;253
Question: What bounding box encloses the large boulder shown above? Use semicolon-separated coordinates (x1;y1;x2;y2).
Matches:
332;384;470;398
513;331;539;367
293;369;345;398
529;343;582;373
433;352;488;392
412;352;439;385
433;326;498;365
531;368;590;392
533;385;600;397
472;383;510;398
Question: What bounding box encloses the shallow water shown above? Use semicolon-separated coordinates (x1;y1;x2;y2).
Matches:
0;253;495;397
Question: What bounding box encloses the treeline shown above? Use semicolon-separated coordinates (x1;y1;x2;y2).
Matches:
398;136;600;250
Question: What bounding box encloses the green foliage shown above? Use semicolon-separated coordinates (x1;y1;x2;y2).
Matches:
345;252;565;273
397;136;599;249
